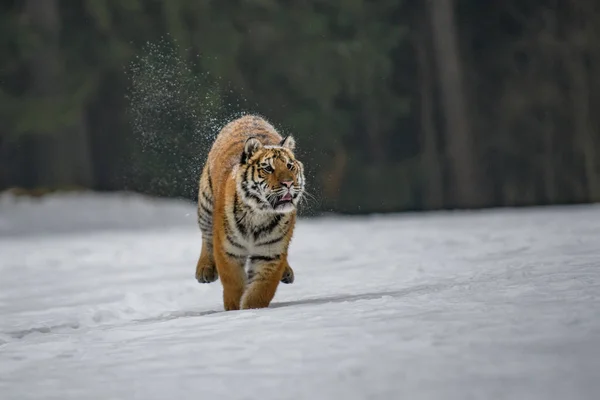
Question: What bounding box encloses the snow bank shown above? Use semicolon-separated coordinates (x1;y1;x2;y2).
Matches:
0;191;197;236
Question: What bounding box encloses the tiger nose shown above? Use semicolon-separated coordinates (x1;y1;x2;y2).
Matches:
281;180;293;188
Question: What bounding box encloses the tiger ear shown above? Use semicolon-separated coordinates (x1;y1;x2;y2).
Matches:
279;135;296;151
241;136;263;164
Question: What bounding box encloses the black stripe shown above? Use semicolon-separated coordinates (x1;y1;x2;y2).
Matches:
207;167;213;190
223;216;232;235
226;251;246;259
253;215;282;240
200;189;212;205
241;180;259;193
226;234;245;249
242;185;263;206
241;176;264;206
198;213;212;228
199;202;212;217
249;254;280;262
197;215;211;227
256;235;284;246
198;219;212;229
246;165;254;182
197;212;212;225
233;191;247;237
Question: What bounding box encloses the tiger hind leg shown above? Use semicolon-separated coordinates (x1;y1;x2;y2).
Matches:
196;164;218;283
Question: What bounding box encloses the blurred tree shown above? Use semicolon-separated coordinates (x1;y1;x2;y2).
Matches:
427;0;484;208
564;0;600;202
411;3;443;210
21;0;93;188
1;0;599;214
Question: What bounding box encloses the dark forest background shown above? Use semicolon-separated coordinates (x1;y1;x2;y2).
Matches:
1;0;599;215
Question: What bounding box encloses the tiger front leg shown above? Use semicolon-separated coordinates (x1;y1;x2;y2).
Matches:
196;238;218;283
196;163;217;283
241;255;287;309
250;258;293;284
280;260;294;284
213;244;247;311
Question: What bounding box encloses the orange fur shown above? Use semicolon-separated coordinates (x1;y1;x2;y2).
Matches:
195;115;305;310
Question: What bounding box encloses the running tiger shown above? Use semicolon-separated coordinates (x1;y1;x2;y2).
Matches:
195;115;305;310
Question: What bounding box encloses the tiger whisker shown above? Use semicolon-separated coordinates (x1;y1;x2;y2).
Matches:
297;189;319;209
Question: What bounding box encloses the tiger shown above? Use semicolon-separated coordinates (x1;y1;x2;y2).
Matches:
195;114;305;311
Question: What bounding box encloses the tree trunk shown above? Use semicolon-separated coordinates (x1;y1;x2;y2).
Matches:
24;0;93;189
363;103;386;164
426;0;483;208
413;20;443;210
565;0;600;203
565;49;600;202
541;113;557;203
322;144;348;202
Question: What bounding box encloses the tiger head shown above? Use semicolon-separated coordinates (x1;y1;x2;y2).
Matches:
237;135;305;214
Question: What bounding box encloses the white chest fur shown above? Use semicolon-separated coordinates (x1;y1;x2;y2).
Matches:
225;201;290;259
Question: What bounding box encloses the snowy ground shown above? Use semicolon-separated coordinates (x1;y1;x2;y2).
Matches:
0;192;599;400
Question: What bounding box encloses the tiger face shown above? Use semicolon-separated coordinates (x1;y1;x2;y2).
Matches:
237;135;305;213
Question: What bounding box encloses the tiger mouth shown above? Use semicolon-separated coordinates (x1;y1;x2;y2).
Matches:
274;192;293;207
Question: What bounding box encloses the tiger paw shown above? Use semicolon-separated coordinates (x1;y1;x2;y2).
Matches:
280;265;294;284
196;263;219;283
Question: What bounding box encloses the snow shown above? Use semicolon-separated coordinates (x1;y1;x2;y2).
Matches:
1;192;599;400
0;191;195;237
